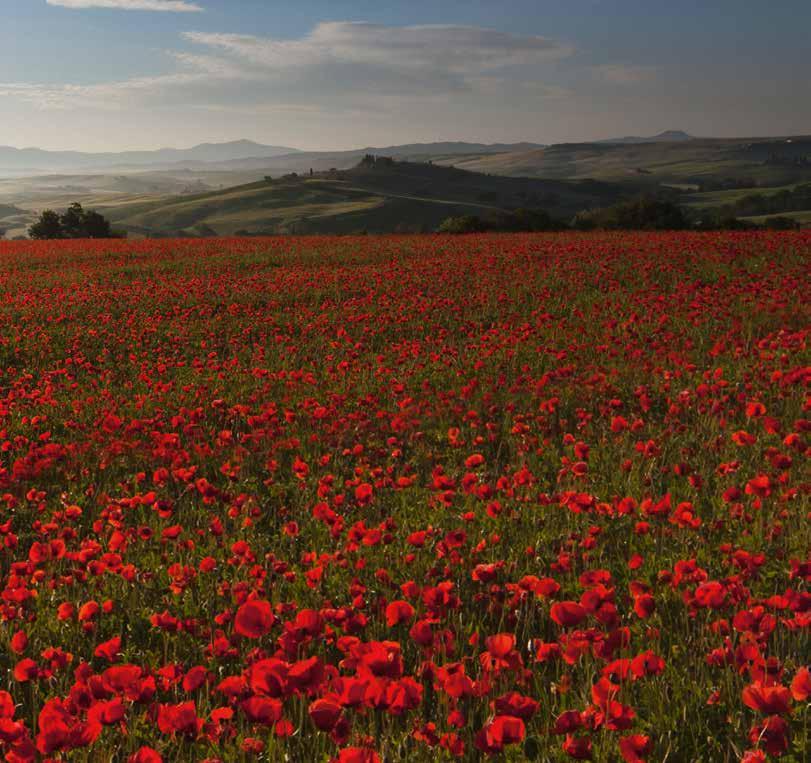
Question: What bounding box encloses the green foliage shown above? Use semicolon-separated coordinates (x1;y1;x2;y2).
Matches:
437;215;489;234
28;203;122;240
360;154;396;168
692;213;761;231
0;234;806;760
571;196;689;230
716;183;811;218
762;215;801;230
102;161;617;237
28;209;65;240
438;208;568;234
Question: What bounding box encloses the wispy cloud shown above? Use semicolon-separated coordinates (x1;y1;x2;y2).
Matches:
1;22;576;111
591;64;657;85
184;23;573;76
46;0;203;11
0;72;212;110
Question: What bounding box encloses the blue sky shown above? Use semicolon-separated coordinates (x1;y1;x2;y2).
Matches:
1;0;808;151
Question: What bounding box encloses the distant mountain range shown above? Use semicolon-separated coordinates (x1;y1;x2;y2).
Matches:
0;133;701;175
362;141;546;155
0;140;300;174
596;130;695;145
0;140;545;175
3;132;810;238
0;130;708;176
0;132;806;187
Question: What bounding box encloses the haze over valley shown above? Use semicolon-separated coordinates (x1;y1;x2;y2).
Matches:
2;131;810;237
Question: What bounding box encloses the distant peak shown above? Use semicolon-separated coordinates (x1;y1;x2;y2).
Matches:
655;130;693;140
191;139;261;148
597;130;695;145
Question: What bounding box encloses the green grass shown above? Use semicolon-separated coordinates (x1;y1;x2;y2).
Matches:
444;137;811;189
0;233;806;761
100;162;625;237
682;184;799;208
0;203;24;219
741;208;811;224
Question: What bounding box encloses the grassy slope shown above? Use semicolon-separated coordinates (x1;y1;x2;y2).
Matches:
443;137;811;186
439;137;811;222
681;184;800;208
7;136;810;237
0;204;21;215
101;162;624;236
0;204;27;237
741;209;811;223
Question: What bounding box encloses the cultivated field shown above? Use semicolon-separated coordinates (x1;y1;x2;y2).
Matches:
0;233;808;762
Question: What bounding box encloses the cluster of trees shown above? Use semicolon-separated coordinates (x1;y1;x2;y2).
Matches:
359;154;396;168
693;214;801;231
439;195;804;234
716;184;811;218
438;208;567;234
764;154;811;168
570;197;688;231
439;198;688;234
28;203;122;240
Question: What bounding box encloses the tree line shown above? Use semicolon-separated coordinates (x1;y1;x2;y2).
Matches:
716;184;811;218
28;203;122;240
438;195;803;234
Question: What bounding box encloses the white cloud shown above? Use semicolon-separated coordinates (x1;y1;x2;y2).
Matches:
46;0;202;11
0;20;587;147
0;22;575;112
591;64;657;85
184;23;573;75
0;72;210;110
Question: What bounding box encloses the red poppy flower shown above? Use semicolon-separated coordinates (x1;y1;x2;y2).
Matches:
633;594;656;619
309;696;342;731
742;682;792;715
551;601;588;628
182;666;209;693
234;599;275;639
78;600;100;622
562;734;593;759
619;734;652;763
791;666;810;701
493;691;539;720
157;701;200;736
385;600;415;627
485;633;515;659
94;636;122;662
128;747;163;763
13;658;38;683
475;714;525;753
332;748;380;763
748;715;789;756
36;698;74;755
10;630;28;655
240;696;283;725
354;483;373;504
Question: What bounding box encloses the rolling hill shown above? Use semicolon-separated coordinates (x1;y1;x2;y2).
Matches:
0;140;300;175
98;159;623;237
0;140;545;177
440;136;811;188
597;130;695;144
0;203;23;218
4;134;810;237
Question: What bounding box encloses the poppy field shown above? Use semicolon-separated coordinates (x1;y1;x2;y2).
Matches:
0;231;808;762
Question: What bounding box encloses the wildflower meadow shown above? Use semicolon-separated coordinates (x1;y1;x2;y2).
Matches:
0;232;808;762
